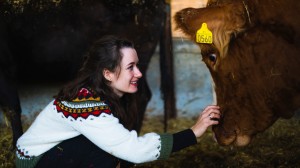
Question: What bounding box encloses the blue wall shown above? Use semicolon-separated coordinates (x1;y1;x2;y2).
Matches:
145;38;214;117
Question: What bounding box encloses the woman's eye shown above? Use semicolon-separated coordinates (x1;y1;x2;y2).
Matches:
127;65;134;70
208;53;217;63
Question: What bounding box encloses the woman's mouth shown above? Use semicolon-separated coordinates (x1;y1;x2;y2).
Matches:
131;81;138;87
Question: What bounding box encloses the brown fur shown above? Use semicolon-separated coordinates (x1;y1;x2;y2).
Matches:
175;0;300;146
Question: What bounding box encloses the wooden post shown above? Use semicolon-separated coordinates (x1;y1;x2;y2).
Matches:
160;0;176;132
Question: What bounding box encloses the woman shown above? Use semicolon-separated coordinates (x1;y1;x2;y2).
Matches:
15;35;221;168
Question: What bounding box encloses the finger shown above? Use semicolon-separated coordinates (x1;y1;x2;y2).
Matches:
203;105;220;112
207;114;220;123
202;115;219;126
203;107;220;115
208;111;221;121
204;109;221;117
208;111;221;117
210;119;220;125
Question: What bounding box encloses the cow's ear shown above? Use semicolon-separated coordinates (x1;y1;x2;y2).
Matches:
174;2;248;57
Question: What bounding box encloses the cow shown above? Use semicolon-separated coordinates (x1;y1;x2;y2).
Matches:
0;0;172;148
175;0;300;146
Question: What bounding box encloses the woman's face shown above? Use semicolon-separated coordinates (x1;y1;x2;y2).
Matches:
106;47;142;97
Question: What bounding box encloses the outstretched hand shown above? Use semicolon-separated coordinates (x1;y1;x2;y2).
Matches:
191;105;221;138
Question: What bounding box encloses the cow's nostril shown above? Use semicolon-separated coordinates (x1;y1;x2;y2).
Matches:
235;134;251;146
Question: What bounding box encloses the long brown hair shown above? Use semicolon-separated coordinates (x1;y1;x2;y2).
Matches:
55;35;138;130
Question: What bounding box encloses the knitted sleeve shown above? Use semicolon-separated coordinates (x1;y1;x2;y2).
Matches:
70;112;173;163
172;129;197;152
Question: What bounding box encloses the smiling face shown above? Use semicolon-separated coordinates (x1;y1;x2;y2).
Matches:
104;47;142;97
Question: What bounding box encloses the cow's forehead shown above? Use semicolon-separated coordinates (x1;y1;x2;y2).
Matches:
175;3;248;59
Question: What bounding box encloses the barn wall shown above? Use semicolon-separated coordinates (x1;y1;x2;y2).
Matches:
145;0;212;117
146;38;214;117
142;0;214;117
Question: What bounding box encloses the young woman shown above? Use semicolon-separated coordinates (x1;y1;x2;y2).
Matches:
15;35;221;168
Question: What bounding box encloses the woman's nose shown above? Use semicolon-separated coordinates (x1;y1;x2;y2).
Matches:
135;68;143;78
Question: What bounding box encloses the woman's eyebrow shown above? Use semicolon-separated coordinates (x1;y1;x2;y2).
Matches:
125;62;135;68
129;62;134;65
126;62;135;66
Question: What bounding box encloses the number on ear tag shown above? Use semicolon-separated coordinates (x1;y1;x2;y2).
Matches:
196;23;213;44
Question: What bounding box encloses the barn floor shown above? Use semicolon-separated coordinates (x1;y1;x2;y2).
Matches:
137;116;300;168
1;115;300;168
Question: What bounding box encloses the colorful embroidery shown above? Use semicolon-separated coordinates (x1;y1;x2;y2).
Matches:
16;147;31;159
54;88;111;120
73;88;101;102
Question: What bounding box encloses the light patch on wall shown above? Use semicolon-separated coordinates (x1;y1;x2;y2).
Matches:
171;0;208;38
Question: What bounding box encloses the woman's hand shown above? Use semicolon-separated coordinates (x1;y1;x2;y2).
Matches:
191;105;221;138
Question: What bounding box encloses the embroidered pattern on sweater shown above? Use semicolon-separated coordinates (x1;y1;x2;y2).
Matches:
16;147;31;159
54;88;111;120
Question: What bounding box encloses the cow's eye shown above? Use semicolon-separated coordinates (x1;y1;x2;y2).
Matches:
208;53;217;63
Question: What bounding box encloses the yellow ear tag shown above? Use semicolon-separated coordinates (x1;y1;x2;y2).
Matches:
196;23;213;44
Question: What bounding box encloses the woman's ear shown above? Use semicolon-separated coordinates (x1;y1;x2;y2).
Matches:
103;69;112;81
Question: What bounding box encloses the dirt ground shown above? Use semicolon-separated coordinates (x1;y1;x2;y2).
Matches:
1;115;300;168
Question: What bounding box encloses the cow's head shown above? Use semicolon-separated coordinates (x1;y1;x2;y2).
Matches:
175;0;300;146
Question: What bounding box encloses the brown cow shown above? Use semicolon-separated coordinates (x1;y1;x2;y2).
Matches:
175;0;300;146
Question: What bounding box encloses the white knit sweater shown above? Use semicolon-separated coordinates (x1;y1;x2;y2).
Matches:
16;88;172;166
